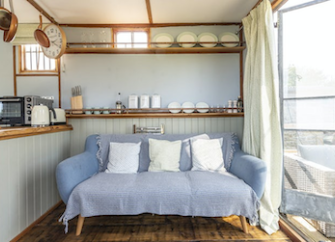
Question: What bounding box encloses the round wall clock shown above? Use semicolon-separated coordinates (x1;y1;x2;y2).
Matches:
41;24;67;59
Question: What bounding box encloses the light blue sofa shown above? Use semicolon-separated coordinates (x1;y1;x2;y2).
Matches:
56;133;267;235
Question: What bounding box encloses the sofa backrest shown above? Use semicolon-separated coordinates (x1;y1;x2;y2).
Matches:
93;132;240;173
298;144;335;170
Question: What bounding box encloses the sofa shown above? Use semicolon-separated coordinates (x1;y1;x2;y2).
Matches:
56;132;267;235
284;144;335;237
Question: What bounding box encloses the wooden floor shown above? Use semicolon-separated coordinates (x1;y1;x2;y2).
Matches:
17;203;291;242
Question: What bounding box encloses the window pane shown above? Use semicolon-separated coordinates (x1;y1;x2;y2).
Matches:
133;32;147;48
21;44;57;72
116;32;131;48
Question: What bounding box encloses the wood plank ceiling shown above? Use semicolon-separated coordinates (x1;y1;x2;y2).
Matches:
3;0;284;26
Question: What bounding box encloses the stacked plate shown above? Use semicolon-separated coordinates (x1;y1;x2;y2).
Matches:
196;102;209;113
198;32;218;47
177;32;197;48
152;33;174;48
182;102;195;113
219;32;239;47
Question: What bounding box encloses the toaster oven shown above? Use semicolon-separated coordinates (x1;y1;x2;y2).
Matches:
0;95;53;126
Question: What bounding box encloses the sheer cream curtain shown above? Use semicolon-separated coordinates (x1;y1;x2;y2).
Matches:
242;0;283;235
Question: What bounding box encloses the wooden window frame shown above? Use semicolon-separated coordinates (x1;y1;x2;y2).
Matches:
113;28;150;48
19;45;58;73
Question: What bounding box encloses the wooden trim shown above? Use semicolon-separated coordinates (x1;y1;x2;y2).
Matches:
10;201;63;242
16;73;58;77
76;215;85;236
13;46;17;96
66;112;244;119
272;0;289;12
65;46;245;54
60;22;241;28
279;218;306;242
0;125;73;141
58;58;61;108
239;216;249;234
239;26;244;100
145;0;153;24
26;0;58;24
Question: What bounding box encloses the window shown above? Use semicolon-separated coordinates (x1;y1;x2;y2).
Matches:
20;44;57;72
114;29;148;48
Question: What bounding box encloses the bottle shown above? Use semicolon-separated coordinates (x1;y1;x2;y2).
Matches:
237;96;243;113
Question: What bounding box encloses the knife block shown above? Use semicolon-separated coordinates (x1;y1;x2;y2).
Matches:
71;96;83;114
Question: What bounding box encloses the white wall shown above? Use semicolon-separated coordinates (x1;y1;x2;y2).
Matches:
0;41;14;96
61;53;240;109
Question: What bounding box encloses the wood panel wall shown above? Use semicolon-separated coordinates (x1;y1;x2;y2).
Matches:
68;117;244;156
0;131;71;242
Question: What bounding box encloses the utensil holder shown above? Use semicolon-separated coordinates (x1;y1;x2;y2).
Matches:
71;96;83;114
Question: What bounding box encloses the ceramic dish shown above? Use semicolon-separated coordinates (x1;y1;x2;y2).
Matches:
177;32;197;48
219;32;239;47
198;32;218;47
196;102;209;113
152;33;174;48
168;102;181;113
182;101;195;113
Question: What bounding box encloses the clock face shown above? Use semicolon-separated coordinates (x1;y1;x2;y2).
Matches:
42;24;67;59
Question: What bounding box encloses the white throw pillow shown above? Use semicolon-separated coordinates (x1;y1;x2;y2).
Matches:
105;142;141;174
191;138;226;172
148;139;182;172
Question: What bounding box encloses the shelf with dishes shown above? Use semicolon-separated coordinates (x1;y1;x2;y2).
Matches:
65;31;245;54
66;107;244;119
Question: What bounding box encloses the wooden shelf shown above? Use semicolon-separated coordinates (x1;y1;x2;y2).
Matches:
65;46;245;54
66;112;244;119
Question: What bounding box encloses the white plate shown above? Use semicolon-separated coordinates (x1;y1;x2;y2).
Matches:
152;33;174;48
182;101;195;113
219;32;239;47
198;32;218;47
196;102;209;113
168;102;181;113
177;32;197;48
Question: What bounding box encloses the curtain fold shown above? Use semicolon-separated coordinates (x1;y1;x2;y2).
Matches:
242;0;283;235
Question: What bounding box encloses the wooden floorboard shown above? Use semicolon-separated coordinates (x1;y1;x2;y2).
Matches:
17;203;291;242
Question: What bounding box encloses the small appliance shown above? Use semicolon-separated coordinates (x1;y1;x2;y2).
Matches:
0;95;53;126
50;108;66;125
31;104;49;127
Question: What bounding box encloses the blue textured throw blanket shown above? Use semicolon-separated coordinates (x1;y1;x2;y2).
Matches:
60;171;260;233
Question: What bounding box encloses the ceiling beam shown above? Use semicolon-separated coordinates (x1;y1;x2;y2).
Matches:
26;0;58;25
145;0;153;24
60;22;241;28
272;0;289;12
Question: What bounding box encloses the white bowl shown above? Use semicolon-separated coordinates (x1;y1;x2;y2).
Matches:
168;102;181;113
182;102;195;113
196;102;209;113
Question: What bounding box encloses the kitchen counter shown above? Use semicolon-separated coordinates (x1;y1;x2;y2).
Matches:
0;124;73;140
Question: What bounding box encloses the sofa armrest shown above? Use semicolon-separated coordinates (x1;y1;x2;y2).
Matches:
229;151;267;198
56;151;99;204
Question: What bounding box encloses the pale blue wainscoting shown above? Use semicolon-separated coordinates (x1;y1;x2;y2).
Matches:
68;117;244;156
0;131;71;242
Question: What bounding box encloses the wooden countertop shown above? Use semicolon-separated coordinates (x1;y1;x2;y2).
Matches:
0;125;73;141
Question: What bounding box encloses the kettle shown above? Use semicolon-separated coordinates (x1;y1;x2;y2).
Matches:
31;104;50;127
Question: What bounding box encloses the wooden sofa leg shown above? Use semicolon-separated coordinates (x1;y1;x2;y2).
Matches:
239;216;249;234
76;215;85;236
